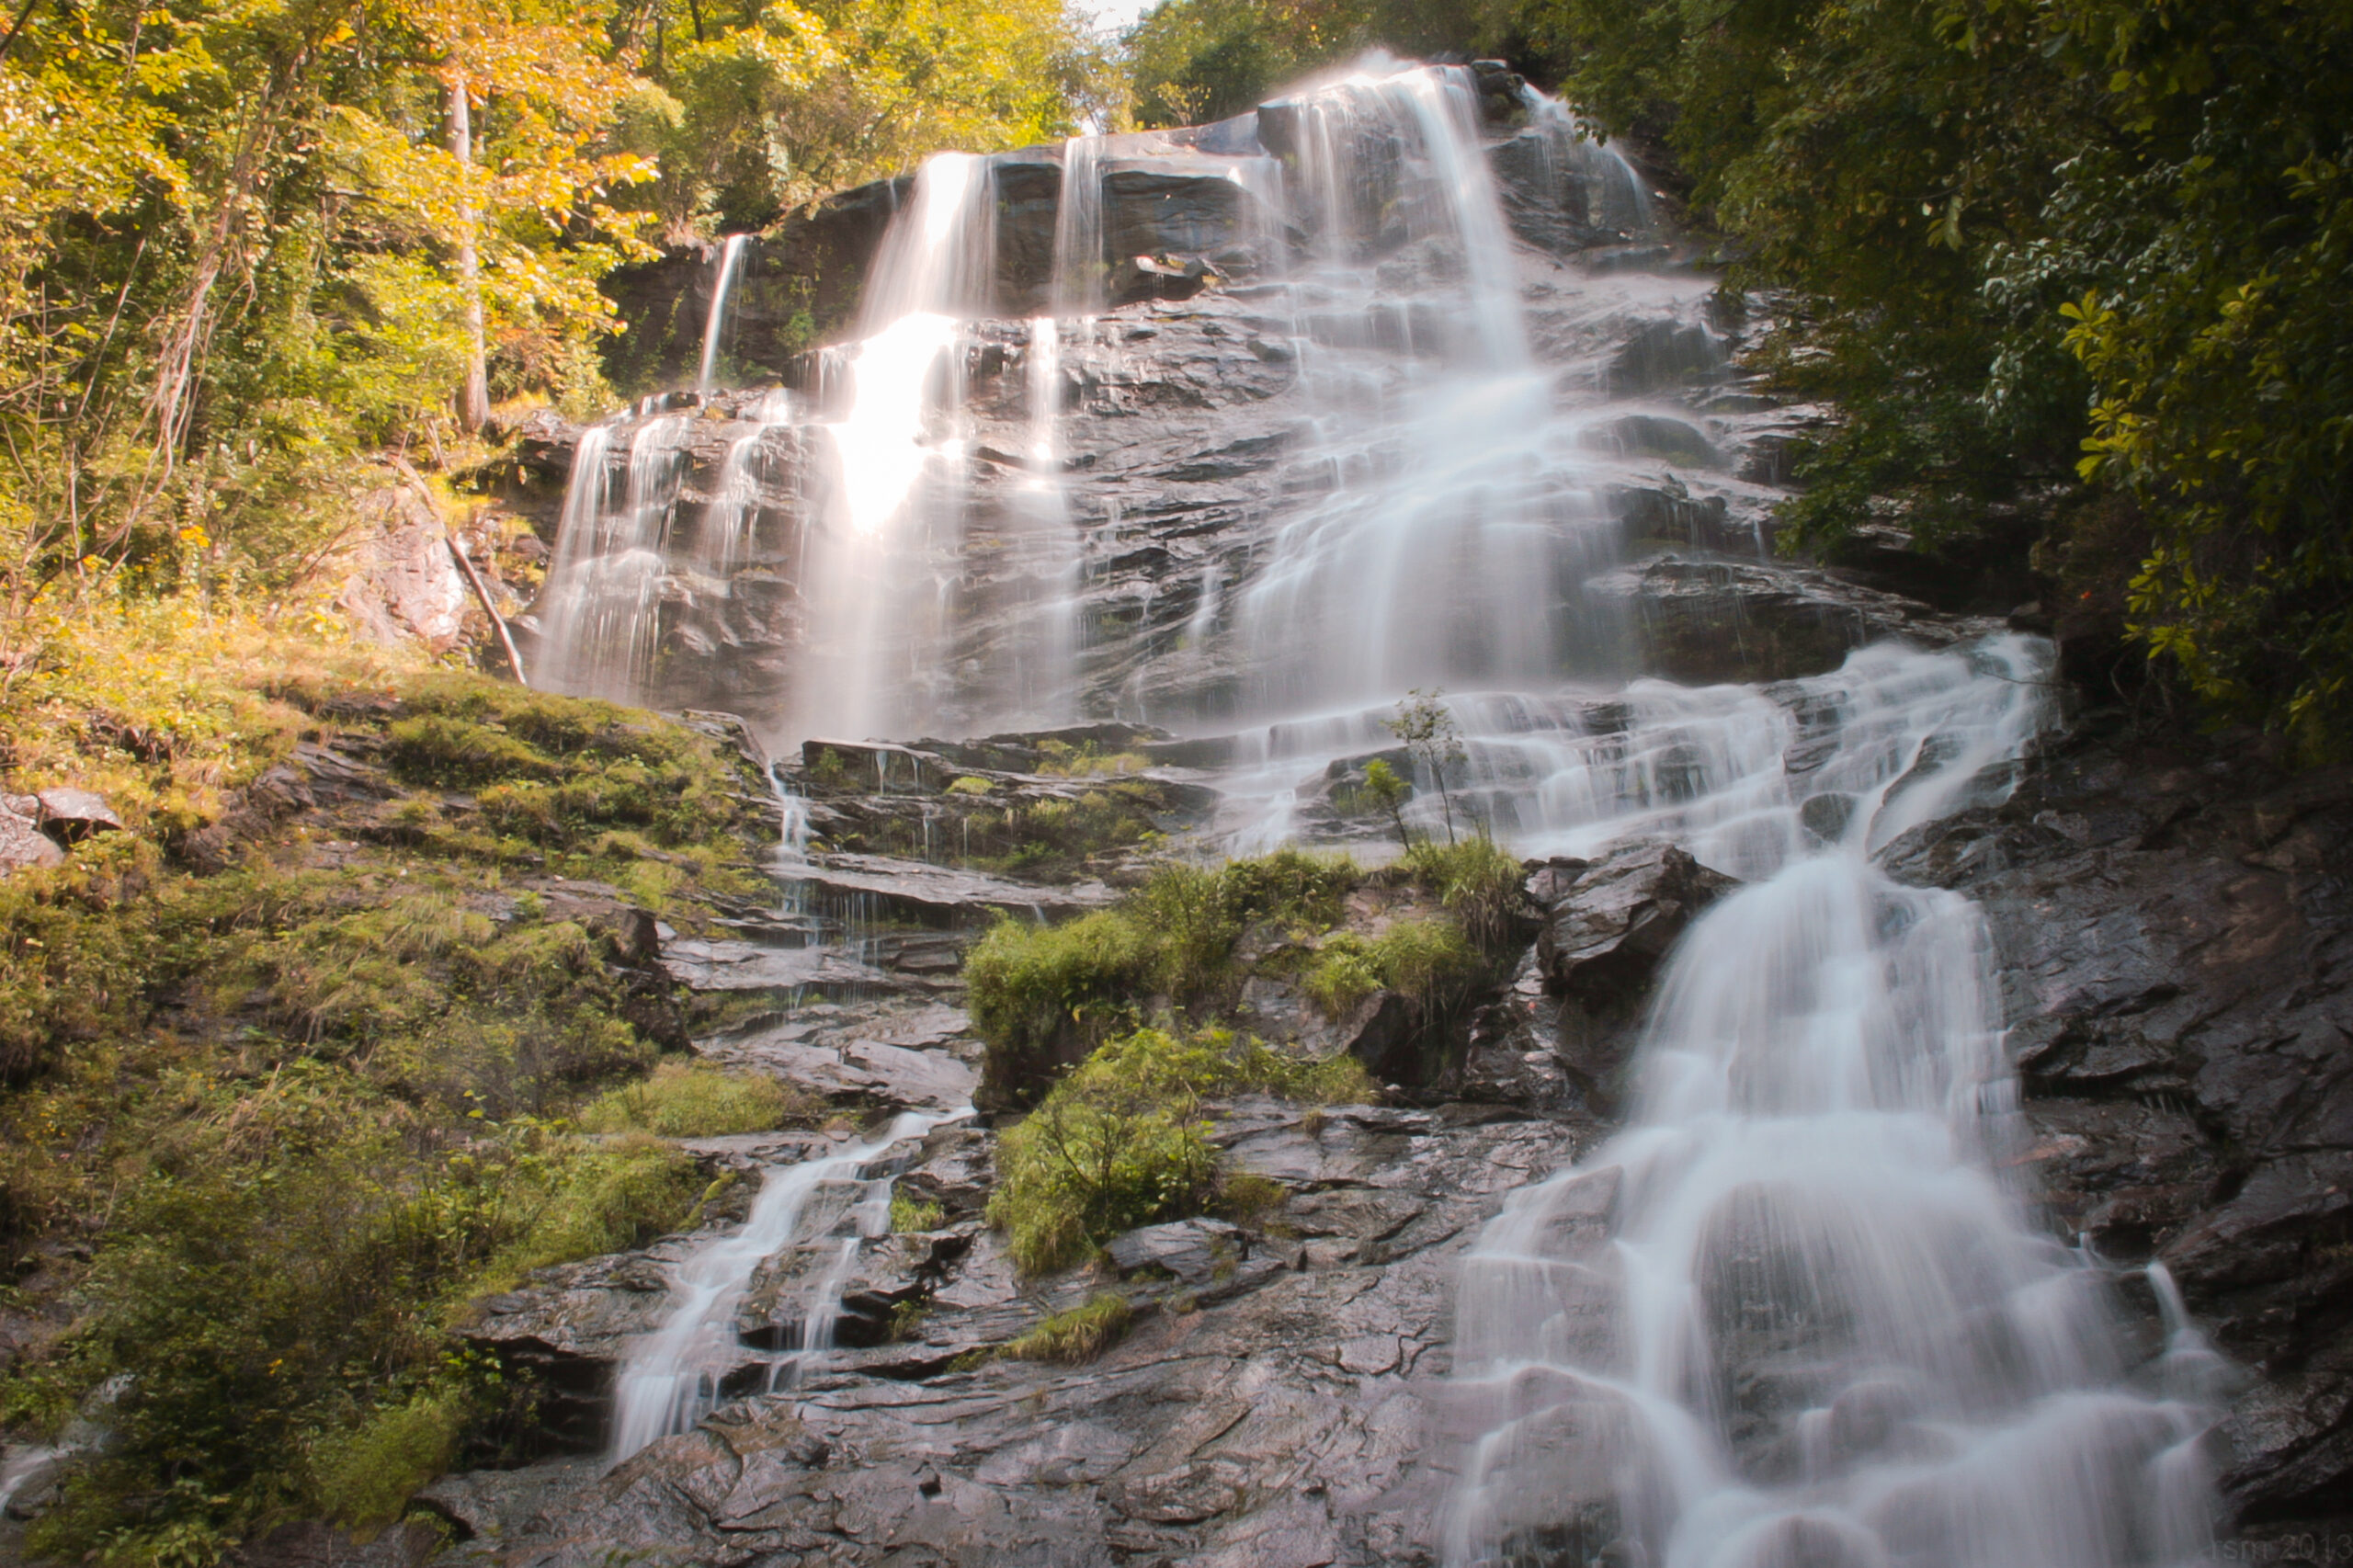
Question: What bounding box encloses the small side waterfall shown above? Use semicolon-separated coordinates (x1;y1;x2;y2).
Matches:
536;418;691;701
1051;134;1107;316
608;1108;960;1462
698;234;750;395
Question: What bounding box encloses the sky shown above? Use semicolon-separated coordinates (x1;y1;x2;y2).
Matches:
1084;0;1156;36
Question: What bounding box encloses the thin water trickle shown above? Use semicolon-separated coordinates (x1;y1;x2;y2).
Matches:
698;234;750;395
607;1108;961;1464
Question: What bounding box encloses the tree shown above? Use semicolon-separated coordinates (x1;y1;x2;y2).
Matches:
1362;757;1414;849
1385;687;1465;845
612;0;1113;237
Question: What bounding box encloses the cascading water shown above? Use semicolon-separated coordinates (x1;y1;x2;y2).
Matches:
1439;641;2224;1566
1051;134;1108;316
786;153;998;739
608;1108;960;1462
1229;62;1630;718
528;57;1672;738
537;416;692;701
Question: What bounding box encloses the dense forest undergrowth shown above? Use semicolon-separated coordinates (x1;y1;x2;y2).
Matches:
0;608;823;1556
0;0;2347;1559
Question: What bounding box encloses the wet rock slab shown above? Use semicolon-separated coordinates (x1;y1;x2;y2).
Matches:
1588;554;2001;685
427;1107;1589;1566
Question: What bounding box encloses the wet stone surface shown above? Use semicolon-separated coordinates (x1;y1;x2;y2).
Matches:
432;1093;1588;1568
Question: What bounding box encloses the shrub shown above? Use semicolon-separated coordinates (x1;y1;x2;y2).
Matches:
965;908;1156;1100
1401;835;1527;953
985;1027;1372;1275
1302;917;1486;1026
310;1384;471;1532
1366;917;1485;1019
575;1060;804;1137
964;850;1381;1107
1001;1293;1132;1364
500;1133;703;1275
890;1188;946;1233
1303;936;1383;1019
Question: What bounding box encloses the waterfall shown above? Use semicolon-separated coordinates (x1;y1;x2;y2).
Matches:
528;60;1682;740
1013;313;1081;722
608;1108;961;1462
536;416;691;701
698;234;750;395
1525;96;1654;238
509;52;2227;1562
1051;134;1107;316
1440;640;2222;1567
788;152;995;741
1233;61;1620;718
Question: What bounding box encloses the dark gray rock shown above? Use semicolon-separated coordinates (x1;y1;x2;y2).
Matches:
1524;845;1737;1111
1236;972;1414;1070
1588;554;2000;685
1104;1218;1246;1286
427;1108;1588;1567
1880;736;2353;1532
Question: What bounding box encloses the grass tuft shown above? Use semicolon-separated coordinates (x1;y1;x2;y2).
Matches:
984;1026;1372;1275
890;1187;947;1233
1001;1293;1132;1364
1398;835;1528;953
575;1060;808;1137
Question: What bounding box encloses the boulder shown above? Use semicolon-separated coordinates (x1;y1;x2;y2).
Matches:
0;807;64;874
1586;555;1999;685
1104;1218;1248;1287
1529;846;1737;1109
33;788;123;843
337;483;470;651
1235;973;1413;1073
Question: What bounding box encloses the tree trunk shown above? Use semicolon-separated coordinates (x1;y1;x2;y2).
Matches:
447;73;490;436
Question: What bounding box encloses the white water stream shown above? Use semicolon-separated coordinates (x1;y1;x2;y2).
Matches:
1437;639;2227;1564
608;1108;961;1462
698;234;750;396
